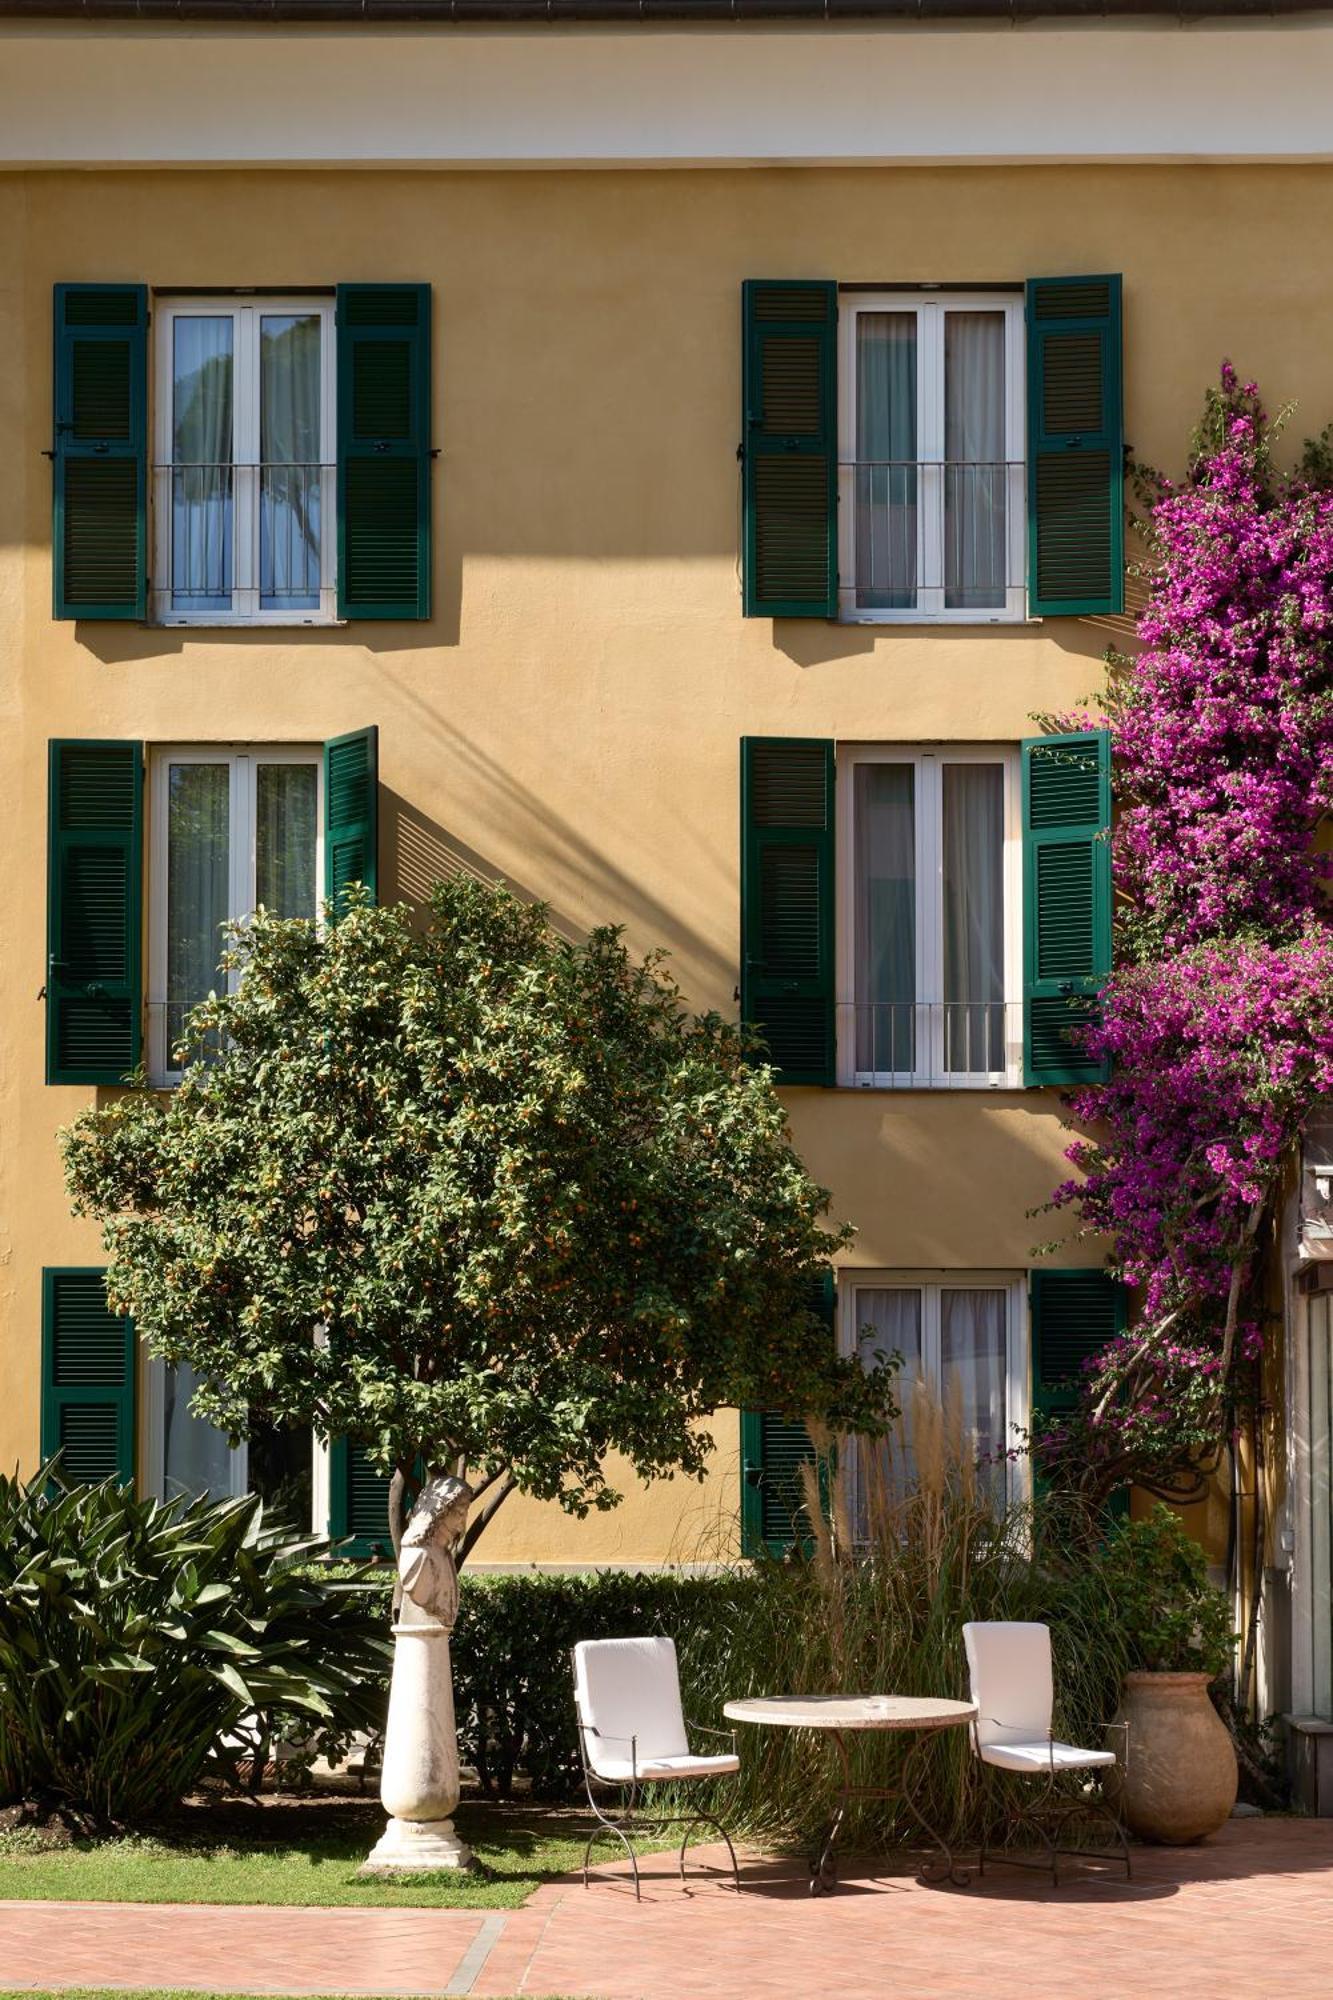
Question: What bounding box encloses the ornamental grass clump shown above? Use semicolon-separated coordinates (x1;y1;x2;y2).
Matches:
0;1466;390;1829
676;1382;1129;1855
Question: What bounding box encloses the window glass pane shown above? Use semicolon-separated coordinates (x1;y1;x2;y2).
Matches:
166;762;230;1058
249;1419;314;1533
855;1288;923;1528
856;312;917;610
940;1287;1008;1494
172;315;234;612
260;314;322;612
941;763;1005;1073
163;1359;237;1503
255;763;317;919
944;311;1006;611
855;763;915;1075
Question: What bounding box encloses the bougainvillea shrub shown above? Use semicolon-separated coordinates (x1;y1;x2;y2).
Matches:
1039;369;1333;1500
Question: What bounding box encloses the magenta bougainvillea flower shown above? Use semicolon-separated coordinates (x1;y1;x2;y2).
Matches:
1037;367;1333;1498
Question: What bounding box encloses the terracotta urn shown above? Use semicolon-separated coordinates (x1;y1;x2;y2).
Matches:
1105;1671;1237;1844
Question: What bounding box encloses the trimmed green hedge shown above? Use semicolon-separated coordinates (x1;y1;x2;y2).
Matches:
451;1571;755;1800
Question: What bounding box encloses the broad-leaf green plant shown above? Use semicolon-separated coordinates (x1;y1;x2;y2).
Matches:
0;1466;390;1827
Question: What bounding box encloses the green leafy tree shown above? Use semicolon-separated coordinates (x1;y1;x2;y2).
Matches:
63;878;893;1563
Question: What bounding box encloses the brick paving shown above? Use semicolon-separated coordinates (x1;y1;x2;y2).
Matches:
3;1821;1333;1998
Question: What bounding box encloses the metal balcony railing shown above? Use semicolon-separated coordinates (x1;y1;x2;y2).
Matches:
837;999;1023;1087
838;459;1026;617
152;462;334;618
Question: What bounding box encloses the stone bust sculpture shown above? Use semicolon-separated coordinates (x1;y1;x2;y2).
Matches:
397;1473;473;1630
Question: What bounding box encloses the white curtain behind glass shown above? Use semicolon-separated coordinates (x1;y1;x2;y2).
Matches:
940;1287;1008;1499
260;315;321;611
163;1357;237;1502
172;316;234;612
855;1287;923;1530
944;312;1005;610
166;763;230;1055
856;313;917;610
256;764;318;918
941;763;1005;1073
855;763;915;1075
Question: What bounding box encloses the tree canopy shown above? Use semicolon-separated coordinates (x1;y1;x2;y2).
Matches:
63;878;894;1557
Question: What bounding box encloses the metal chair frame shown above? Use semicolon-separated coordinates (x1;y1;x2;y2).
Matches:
972;1713;1132;1886
571;1655;741;1901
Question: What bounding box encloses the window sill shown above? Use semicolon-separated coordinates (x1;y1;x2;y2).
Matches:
150;616;346;631
836;1079;1025;1093
837;612;1037;629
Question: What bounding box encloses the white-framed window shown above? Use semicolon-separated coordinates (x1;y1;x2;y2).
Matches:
144;1352;319;1523
841;1272;1028;1525
837;744;1021;1089
152;297;336;626
144;1355;249;1506
147;745;322;1085
837;292;1026;623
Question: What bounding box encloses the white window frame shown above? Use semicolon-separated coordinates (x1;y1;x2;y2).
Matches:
839;1270;1029;1518
837;291;1026;625
151;296;338;627
146;744;323;1086
143;1351;249;1507
836;743;1022;1090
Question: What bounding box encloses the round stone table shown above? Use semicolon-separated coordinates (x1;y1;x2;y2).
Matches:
722;1694;976;1894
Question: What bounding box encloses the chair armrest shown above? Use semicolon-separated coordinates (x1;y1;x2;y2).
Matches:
576;1720;640;1782
1105;1717;1130;1774
686;1719;738;1755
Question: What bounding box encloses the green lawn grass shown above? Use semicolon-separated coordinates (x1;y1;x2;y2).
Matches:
0;1793;640;1910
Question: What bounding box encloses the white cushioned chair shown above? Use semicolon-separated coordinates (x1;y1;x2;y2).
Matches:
572;1636;741;1897
962;1620;1130;1883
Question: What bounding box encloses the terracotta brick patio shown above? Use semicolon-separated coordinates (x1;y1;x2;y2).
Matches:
3;1820;1332;1998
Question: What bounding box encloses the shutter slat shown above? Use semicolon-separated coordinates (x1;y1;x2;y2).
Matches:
41;1270;136;1486
1031;1268;1124;1418
47;741;143;1086
1022;732;1111;1088
742;281;837;618
740;738;835;1086
53;285;147;620
1025;274;1122;618
327;1438;394;1558
740;1271;834;1557
323;726;379;915
336;284;431;620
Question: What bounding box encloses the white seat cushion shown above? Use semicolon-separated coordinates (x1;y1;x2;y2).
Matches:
589;1751;741;1784
980;1739;1117;1774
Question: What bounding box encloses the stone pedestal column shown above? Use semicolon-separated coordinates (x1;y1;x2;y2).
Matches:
360;1611;473;1874
359;1470;475;1878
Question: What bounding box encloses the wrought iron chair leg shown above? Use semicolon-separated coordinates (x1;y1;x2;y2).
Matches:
686;1808;742;1893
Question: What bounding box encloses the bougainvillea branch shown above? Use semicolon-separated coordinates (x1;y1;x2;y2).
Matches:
1037;367;1333;1502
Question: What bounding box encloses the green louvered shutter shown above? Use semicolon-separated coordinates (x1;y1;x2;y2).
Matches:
323;726;379;914
1030;1268;1125;1425
741;1270;835;1558
740;737;835;1086
1023;731;1111;1088
327;1439;394;1559
1026;275;1123;618
336;284;431;620
41;1269;136;1486
47;740;144;1086
52;284;148;621
742;281;838;618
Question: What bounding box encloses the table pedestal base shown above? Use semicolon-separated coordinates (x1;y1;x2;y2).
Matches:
807;1728;971;1896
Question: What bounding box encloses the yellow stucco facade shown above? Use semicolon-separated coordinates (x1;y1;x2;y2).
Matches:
2;153;1327;1564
